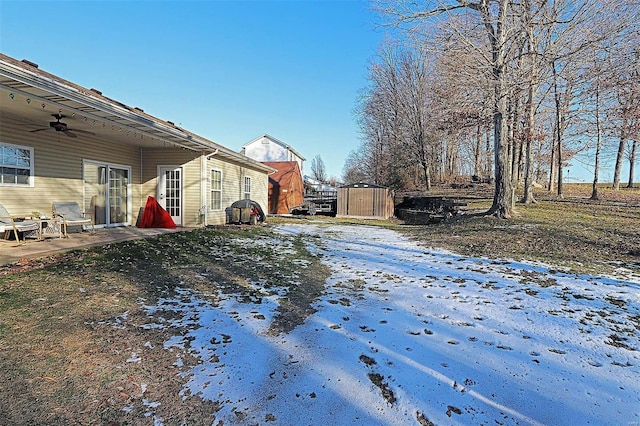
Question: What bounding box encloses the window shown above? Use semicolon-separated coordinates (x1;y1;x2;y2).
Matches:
1;143;34;186
244;176;251;199
210;169;222;210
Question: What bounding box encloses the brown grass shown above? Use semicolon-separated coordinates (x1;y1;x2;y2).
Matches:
0;185;638;424
399;183;640;275
0;227;328;425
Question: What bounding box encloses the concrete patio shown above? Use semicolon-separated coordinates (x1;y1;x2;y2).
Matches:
0;226;187;266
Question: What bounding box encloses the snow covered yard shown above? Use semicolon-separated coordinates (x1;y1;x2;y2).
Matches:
142;223;639;425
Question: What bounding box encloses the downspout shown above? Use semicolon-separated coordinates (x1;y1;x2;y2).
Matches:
200;149;219;226
140;147;143;225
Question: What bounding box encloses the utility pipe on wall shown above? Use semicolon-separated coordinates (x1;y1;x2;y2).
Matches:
200;149;219;226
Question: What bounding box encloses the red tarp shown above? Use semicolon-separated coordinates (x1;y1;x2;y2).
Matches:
138;196;177;228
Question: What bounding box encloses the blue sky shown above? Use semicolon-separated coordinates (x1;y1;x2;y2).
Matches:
0;0;382;179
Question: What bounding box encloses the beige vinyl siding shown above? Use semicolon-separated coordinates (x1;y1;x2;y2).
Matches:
140;148;202;226
1;115;269;228
245;168;268;212
182;152;204;226
0;118;141;219
206;157;269;225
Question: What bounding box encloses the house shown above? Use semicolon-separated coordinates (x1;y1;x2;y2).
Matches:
336;183;395;220
242;134;305;173
262;161;304;215
0;53;273;229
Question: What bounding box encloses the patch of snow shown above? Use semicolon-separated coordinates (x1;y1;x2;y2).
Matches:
143;399;161;408
142;224;640;425
126;353;141;363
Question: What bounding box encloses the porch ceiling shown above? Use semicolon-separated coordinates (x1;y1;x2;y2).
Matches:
0;75;204;150
0;54;274;173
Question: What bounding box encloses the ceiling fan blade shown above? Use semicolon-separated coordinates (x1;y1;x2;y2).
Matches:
30;128;49;133
70;129;96;136
62;130;78;138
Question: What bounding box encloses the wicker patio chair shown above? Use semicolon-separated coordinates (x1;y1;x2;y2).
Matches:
0;204;39;245
52;202;95;236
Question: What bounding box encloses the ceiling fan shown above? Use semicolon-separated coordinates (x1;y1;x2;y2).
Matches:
30;114;96;138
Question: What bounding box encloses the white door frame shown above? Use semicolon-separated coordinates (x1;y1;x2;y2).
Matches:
157;165;184;226
83;160;132;228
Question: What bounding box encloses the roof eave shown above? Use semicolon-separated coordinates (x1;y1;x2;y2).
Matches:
0;56;273;172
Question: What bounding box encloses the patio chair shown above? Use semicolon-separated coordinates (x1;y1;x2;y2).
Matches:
52;201;95;236
0;204;39;245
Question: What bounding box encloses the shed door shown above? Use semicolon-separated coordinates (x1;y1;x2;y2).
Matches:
158;166;183;225
349;188;374;217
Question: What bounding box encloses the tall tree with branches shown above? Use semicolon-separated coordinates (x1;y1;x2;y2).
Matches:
376;0;517;217
310;155;327;183
611;43;640;190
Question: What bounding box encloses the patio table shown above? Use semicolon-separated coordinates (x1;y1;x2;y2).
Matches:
24;218;63;240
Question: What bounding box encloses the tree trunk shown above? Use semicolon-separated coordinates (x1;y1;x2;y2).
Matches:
475;124;482;177
508;98;518;190
446;139;458;178
490;97;514;218
510;124;521;193
553;62;564;198
485;127;492;179
557;128;564;197
590;79;602;200
612;132;626;190
628;140;637;188
522;81;538;204
487;0;514;218
548;125;556;191
518;140;525;184
422;160;432;190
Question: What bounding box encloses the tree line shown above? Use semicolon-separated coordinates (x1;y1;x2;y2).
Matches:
343;0;640;217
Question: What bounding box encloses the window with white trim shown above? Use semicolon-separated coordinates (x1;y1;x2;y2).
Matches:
210;169;222;210
244;176;251;200
1;143;34;186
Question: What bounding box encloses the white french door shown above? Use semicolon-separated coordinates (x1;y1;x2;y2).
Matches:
83;160;131;227
158;166;183;225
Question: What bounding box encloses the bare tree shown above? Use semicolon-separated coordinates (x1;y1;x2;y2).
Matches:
542;1;638;193
430;31;494;182
376;0;519;217
310;155;327;183
551;59;573;198
350;51;405;187
580;42;616;200
369;0;639;204
543;0;604;197
398;47;435;189
587;56;606;200
355;41;442;189
518;0;555;204
342;146;369;184
611;44;640;189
